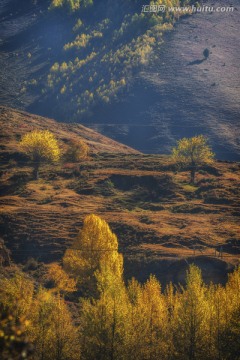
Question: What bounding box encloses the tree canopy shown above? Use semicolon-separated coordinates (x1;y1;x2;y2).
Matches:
64;138;89;162
172;135;214;183
20;130;61;179
63;214;123;295
0;217;240;360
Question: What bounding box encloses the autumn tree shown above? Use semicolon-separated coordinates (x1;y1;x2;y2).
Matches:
64;138;89;163
78;216;128;360
126;276;169;360
20;130;60;180
44;263;76;294
0;271;34;359
173;265;208;360
140;276;168;360
63;214;123;295
80;283;129;360
0;271;34;320
29;289;80;360
0;309;33;360
164;282;179;359
172;135;214;183
50;0;80;11
219;266;240;359
219;308;240;360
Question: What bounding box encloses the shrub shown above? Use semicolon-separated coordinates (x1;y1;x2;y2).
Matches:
64;139;89;162
23;257;39;271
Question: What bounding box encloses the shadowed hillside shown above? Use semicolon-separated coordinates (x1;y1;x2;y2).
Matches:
88;0;240;159
0;108;239;285
0;0;239;160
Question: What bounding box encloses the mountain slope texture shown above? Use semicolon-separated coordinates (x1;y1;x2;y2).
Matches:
0;0;239;158
0;107;239;284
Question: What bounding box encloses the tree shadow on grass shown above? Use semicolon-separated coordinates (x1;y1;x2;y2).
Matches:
187;58;206;66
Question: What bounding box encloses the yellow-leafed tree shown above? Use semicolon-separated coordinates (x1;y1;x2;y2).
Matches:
0;272;34;319
0;271;34;359
29;289;80;360
80;284;129;360
174;265;208;359
44;263;76;294
20;130;60;179
63;214;123;295
126;276;169;360
172;135;214;183
77;215;127;360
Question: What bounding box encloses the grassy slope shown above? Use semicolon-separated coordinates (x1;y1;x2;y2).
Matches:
0;106;138;154
0;107;239;285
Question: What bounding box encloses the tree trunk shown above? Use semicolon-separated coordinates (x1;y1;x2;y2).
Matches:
110;298;116;360
33;161;40;180
190;167;196;184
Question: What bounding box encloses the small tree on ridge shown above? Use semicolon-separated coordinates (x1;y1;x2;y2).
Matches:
172;135;214;183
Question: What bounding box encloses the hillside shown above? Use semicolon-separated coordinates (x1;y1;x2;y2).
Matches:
93;0;240;158
0;0;239;159
0;106;138;154
0;108;239;285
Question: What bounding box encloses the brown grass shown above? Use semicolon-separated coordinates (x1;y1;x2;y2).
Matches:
0;107;239;283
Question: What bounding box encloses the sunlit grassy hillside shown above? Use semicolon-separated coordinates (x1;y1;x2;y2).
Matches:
0;107;239;285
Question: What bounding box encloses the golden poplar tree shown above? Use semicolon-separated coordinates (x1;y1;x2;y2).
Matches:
0;271;34;319
80;286;130;360
77;215;129;360
133;276;168;360
29;289;80;360
174;265;208;360
0;271;34;359
126;278;148;360
125;276;171;360
63;214;123;295
219;266;240;359
20;130;60;179
172;135;214;183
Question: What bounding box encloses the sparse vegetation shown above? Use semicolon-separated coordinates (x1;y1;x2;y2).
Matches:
38;0;193;118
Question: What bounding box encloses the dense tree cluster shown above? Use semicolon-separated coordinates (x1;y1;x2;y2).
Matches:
50;0;93;12
0;214;239;359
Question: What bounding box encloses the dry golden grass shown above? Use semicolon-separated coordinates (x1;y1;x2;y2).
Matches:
0;107;239;283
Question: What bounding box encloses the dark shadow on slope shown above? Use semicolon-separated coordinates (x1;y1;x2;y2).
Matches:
187;57;206;65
